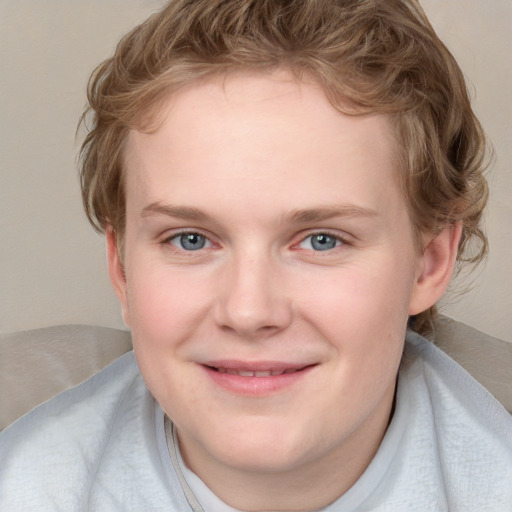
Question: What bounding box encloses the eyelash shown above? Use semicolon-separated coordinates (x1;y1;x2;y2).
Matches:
159;230;350;254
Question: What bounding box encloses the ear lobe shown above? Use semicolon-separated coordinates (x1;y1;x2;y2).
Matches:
106;227;131;326
409;222;462;316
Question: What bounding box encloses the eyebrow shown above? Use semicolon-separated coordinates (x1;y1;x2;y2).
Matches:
282;205;378;224
141;203;211;221
141;202;377;224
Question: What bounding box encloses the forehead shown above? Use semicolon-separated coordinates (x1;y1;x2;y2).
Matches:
123;71;403;221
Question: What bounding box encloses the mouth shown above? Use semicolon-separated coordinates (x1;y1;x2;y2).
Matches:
200;361;317;395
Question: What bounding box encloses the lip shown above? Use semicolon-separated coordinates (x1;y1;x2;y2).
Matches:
199;360;317;396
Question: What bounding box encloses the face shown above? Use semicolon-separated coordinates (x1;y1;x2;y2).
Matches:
110;71;446;496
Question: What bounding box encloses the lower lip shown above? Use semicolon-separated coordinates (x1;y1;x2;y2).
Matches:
201;365;316;396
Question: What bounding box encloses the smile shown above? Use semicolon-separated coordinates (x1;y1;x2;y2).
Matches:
201;361;316;396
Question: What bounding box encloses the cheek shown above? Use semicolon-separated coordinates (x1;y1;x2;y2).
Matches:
124;258;209;348
295;257;414;390
299;260;414;335
123;262;208;407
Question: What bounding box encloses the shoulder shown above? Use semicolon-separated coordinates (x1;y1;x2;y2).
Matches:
402;331;512;443
0;352;157;508
403;331;511;426
400;332;512;509
0;350;142;440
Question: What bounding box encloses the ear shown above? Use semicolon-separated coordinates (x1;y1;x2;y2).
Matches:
409;222;462;316
106;227;131;326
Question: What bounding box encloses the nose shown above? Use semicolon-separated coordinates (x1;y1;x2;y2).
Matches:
214;251;293;339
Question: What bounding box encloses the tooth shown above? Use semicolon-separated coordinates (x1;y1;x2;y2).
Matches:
238;370;255;377
214;367;301;377
254;371;271;377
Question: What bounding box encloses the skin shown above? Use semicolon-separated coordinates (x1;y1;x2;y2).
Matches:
107;71;460;511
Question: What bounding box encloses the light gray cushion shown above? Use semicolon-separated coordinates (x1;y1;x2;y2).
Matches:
0;325;132;431
0;317;510;431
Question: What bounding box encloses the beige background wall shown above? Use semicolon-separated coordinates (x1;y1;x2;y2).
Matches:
1;0;511;342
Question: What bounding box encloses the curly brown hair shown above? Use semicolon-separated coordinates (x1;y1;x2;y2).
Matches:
79;0;489;336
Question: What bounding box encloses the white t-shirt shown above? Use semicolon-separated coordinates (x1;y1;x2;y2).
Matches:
1;332;511;511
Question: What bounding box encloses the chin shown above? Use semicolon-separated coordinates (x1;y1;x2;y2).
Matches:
205;417;325;473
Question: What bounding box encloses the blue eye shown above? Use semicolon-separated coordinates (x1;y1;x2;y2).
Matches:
171;232;209;251
300;233;342;251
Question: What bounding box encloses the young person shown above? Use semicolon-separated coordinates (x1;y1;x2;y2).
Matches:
1;0;511;510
